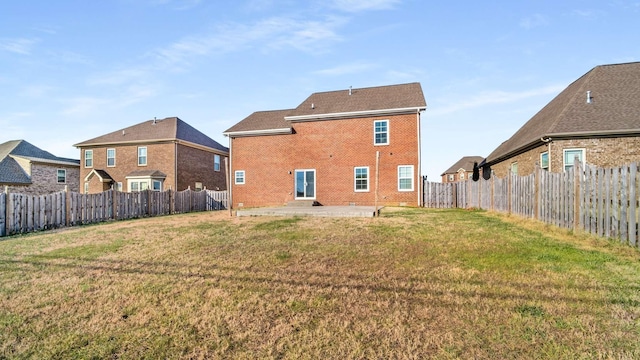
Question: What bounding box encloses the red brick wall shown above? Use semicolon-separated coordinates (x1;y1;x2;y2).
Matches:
176;144;227;191
231;113;420;207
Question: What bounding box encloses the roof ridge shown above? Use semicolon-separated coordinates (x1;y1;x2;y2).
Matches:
309;82;420;95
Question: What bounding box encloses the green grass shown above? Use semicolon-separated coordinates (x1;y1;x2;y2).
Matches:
0;208;639;359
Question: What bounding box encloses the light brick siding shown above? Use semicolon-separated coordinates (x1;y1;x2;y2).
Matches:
490;136;640;177
231;114;420;207
2;163;79;195
79;142;227;193
441;170;470;183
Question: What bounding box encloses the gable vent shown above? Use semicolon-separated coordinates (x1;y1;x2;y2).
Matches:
586;91;592;104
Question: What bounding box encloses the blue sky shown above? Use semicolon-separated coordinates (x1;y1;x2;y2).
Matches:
1;0;639;181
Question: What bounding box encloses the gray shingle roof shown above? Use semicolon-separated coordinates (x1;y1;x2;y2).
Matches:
441;156;485;176
224;82;426;134
486;62;640;164
74;117;228;153
0;140;80;185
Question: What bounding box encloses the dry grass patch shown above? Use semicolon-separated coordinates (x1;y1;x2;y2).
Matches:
1;208;639;359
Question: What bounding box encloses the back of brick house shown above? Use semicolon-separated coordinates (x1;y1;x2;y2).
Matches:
224;83;427;208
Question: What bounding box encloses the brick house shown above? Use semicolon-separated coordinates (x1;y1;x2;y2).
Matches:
0;140;80;195
484;62;640;177
74;117;228;194
441;156;484;183
224;83;427;208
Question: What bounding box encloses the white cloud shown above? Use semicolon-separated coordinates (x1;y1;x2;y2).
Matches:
19;85;56;98
519;14;549;29
331;0;400;12
60;97;111;116
428;84;566;117
314;62;377;75
0;37;39;55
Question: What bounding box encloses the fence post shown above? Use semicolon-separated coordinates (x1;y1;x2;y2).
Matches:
573;158;581;232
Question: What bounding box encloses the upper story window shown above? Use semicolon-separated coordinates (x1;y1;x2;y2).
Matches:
354;166;369;192
214;154;221;172
540;152;549;171
460;172;465;180
448;174;454;182
107;148;116;167
564;149;585;172
57;169;66;183
511;162;518;175
374;120;389;145
84;150;93;168
398;165;414;191
138;147;147;166
235;170;245;184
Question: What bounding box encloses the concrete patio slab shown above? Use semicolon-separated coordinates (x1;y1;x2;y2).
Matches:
236;206;381;218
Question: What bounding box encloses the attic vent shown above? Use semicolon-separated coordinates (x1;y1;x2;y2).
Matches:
349;86;352;96
586;91;592;104
311;103;315;109
122;130;125;136
152;117;157;124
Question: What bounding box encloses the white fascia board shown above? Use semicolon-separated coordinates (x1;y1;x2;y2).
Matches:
223;128;292;138
10;155;80;167
284;107;425;122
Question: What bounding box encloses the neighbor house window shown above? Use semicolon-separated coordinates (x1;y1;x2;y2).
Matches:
540;152;549;170
57;169;66;183
117;182;123;192
152;180;162;191
107;148;116;167
235;170;245;184
510;162;518;175
354;167;369;192
138;147;147;166
460;172;465;180
84;150;93;168
214;154;221;172
195;182;203;191
84;182;89;194
374;120;389;145
564;149;585;172
448;174;454;182
398;165;414;191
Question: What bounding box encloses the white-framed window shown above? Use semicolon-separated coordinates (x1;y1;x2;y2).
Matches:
107;148;116;167
540;152;549;170
374;120;389;145
563;148;585;172
57;169;66;183
214;154;221;172
460;172;465;180
510;162;518;175
195;182;203;191
84;150;93;168
448;174;454;182
398;165;414;191
84;182;89;194
138;146;147;166
116;182;123;192
235;170;245;184
354;166;369;192
152;180;162;191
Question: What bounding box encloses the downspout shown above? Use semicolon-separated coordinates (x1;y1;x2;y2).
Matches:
228;136;233;213
541;137;552;172
417;109;422;206
174;141;178;190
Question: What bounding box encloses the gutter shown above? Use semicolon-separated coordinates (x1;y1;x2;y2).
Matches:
284;106;426;122
223;128;292;138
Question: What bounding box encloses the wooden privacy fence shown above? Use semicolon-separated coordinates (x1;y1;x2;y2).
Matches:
0;189;228;237
424;161;640;248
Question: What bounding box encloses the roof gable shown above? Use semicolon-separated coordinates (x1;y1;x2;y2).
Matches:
487;62;640;163
441;156;484;176
0;156;31;184
224;109;293;135
74;117;228;152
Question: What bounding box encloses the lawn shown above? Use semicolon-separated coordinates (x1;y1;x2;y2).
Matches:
0;207;639;359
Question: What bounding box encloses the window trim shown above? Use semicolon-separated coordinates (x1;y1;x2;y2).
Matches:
214;154;221;172
107;148;116;167
84;150;93;168
57;169;66;184
563;148;585;172
354;166;370;192
398;165;414;192
373;120;389;146
235;170;245;185
137;146;147;166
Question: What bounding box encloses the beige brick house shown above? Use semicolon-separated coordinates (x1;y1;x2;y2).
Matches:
0;140;80;195
484;62;640;177
74;117;228;194
441;156;484;183
224;83;427;208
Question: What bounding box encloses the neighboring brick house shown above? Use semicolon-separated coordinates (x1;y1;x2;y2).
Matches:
74;117;228;194
0;140;80;195
224;82;427;208
441;156;484;183
484;62;640;177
